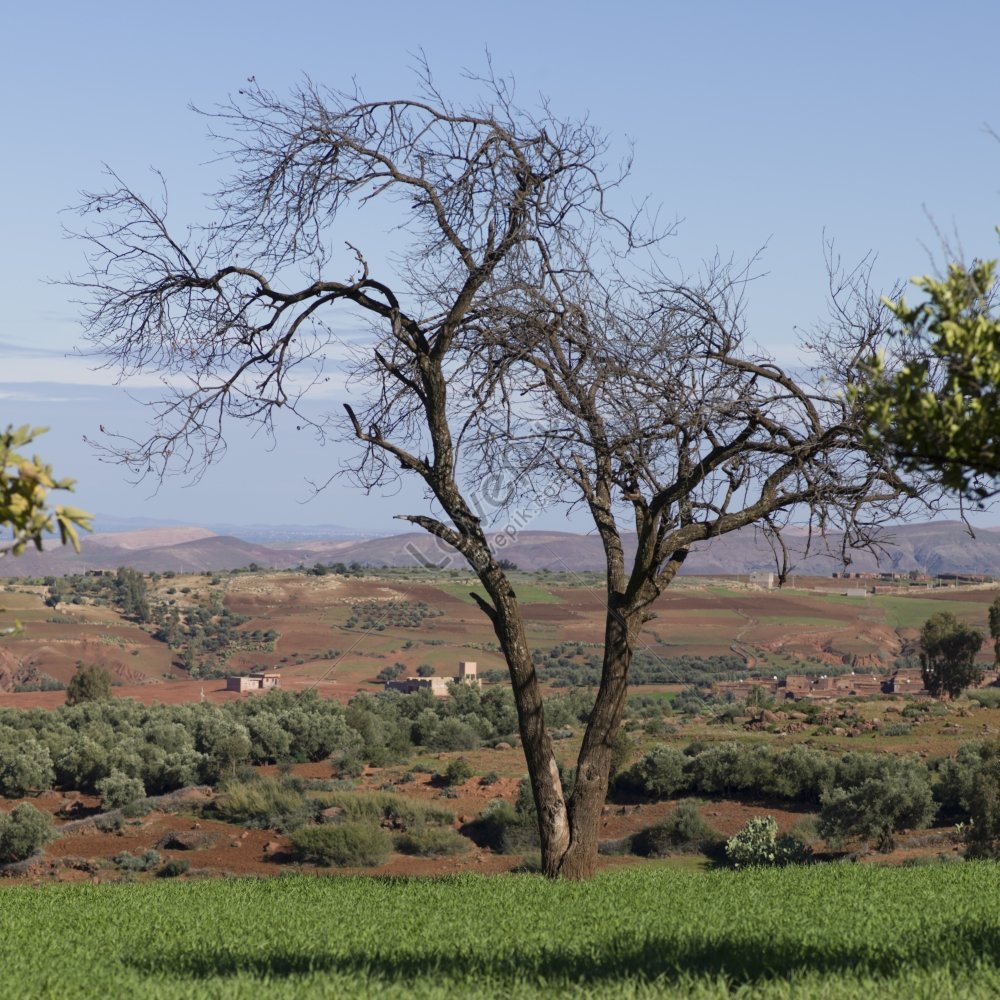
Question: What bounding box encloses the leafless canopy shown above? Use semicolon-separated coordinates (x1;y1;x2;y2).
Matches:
69;68;938;877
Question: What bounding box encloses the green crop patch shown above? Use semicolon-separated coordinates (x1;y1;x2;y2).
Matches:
3;866;1000;997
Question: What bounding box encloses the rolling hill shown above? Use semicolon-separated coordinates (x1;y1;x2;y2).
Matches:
2;520;999;578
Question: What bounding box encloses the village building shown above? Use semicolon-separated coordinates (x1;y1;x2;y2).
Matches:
385;660;480;698
226;671;281;693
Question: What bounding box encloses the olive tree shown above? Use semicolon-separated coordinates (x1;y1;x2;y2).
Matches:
919;610;984;699
69;72;933;878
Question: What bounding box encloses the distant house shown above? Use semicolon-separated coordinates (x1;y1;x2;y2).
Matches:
749;572;774;590
226;671;281;693
385;660;480;698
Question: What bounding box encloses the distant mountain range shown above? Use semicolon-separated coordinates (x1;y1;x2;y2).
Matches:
2;520;999;579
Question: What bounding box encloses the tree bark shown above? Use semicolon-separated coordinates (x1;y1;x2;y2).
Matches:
482;575;570;876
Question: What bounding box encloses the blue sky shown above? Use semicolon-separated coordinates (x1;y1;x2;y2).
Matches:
3;1;999;531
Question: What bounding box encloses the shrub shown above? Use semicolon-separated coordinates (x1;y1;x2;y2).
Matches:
113;849;161;872
0;739;55;798
65;664;113;705
394;827;469;857
94;814;124;834
963;743;1000;859
0;803;53;863
212;776;313;831
96;771;146;810
615;745;689;798
723;816;812;870
289;823;391;867
819;758;935;853
443;758;473;787
462;800;539;854
157;858;190;878
882;723;913;737
315;791;452;831
428;718;479;751
726;816;781;868
631;801;718;857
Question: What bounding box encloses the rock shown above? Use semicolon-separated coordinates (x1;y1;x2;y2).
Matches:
157;830;217;851
320;806;346;823
263;841;281;855
494;742;513;751
191;822;202;830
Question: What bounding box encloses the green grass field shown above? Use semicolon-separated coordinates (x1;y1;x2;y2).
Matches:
4;865;1000;997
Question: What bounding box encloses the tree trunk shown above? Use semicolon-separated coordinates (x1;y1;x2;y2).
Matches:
555;599;640;879
486;582;571;876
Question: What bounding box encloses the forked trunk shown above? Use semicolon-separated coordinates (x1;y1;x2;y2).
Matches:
539;600;640;879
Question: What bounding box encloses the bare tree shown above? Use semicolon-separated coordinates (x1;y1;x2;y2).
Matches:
70;69;935;878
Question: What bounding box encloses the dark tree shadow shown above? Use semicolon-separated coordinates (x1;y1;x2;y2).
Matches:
127;922;1000;987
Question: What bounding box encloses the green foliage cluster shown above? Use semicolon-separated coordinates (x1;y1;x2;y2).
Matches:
919;611;984;698
0;425;91;559
46;568;150;621
65;663;114;706
532;644;746;688
343;600;442;630
724;816;812;868
0;679;596;803
619;741;943;850
5;868;1000;995
0;803;53;863
43;569;269;675
630;800;719;857
113;849;161;873
393;826;469;857
95;770;146;810
289;823;392;867
860;252;1000;499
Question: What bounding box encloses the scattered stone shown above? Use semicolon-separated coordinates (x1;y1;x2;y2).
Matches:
495;742;513;751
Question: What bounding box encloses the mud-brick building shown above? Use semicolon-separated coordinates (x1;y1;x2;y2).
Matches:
226;671;281;693
385;660;480;698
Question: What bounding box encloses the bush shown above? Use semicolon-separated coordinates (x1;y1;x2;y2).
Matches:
394;827;469;857
0;739;55;797
631;800;718;857
65;664;113;705
963;743;1000;858
882;723;913;737
157;858;189;878
212;776;313;831
96;771;146;810
315;791;452;831
462;800;539;854
94;814;124;834
113;849;161;872
819;758;934;853
289;823;391;867
724;816;810;869
615;745;689;799
0;803;53;863
443;758;473;787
